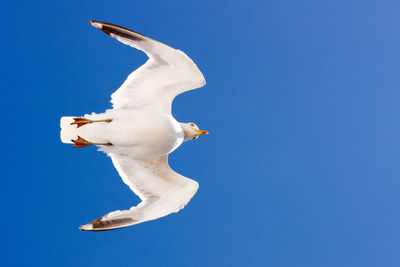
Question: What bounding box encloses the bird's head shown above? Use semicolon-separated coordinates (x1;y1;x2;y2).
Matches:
181;122;209;141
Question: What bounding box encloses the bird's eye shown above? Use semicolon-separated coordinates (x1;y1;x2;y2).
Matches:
190;123;195;127
193;137;196;140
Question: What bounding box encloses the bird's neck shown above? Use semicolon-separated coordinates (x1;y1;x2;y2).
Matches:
179;123;191;141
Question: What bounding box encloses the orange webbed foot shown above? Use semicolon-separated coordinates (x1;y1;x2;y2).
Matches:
71;136;92;148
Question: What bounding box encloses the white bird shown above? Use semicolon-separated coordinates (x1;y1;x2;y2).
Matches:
60;21;208;231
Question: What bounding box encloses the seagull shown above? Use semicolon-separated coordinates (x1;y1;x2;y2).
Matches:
60;21;208;231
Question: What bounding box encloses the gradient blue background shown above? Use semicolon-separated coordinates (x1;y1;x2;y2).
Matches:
1;0;400;266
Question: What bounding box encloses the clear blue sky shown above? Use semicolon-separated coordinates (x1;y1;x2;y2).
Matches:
1;0;400;266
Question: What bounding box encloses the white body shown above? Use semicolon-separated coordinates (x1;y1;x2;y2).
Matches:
61;110;184;158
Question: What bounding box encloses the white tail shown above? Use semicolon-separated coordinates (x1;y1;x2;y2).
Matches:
60;116;79;144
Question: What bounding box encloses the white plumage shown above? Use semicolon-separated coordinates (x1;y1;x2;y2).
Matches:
60;21;207;231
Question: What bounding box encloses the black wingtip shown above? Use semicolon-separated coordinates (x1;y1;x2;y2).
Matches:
87;20;146;41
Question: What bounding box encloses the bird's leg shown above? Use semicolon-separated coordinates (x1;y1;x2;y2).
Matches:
70;117;113;128
71;136;113;148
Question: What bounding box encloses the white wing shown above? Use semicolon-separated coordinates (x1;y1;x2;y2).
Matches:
89;21;206;114
79;154;199;231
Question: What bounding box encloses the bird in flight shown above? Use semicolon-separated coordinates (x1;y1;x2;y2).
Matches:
60;21;208;231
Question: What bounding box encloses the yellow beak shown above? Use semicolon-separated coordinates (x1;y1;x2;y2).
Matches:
195;129;209;136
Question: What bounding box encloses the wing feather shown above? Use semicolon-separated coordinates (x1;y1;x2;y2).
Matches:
89;21;206;113
79;154;199;231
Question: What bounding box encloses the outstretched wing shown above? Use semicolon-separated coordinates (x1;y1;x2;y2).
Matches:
79;154;199;231
89;21;206;114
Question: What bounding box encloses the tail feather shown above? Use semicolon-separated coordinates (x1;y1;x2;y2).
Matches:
60;116;79;144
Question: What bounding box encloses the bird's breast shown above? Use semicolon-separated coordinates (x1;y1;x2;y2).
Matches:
108;111;184;158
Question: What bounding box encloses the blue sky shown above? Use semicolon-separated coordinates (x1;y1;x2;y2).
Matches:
1;0;400;266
